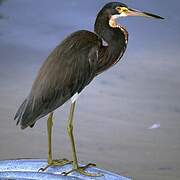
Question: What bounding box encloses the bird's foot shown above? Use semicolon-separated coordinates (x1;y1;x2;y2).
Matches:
38;158;72;172
62;163;103;177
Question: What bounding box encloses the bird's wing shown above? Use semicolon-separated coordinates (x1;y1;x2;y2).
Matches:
15;30;101;129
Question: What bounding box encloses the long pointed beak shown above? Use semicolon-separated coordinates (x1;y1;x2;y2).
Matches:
127;8;164;19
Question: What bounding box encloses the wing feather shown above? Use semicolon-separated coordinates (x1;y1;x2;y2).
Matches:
14;30;101;129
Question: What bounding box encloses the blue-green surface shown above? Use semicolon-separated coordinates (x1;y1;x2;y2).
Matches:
0;159;131;180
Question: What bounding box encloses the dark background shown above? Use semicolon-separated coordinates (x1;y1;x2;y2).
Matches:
0;0;180;179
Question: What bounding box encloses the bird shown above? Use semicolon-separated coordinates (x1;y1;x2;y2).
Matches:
14;2;163;176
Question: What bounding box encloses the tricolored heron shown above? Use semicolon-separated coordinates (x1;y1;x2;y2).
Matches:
14;2;163;176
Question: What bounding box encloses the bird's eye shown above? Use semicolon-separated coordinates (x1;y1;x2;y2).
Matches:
116;6;121;12
116;6;128;13
121;7;128;13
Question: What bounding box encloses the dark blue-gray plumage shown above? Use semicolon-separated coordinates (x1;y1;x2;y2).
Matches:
15;31;101;129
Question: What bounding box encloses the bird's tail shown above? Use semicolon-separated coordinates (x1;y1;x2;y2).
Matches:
14;98;28;129
14;96;41;129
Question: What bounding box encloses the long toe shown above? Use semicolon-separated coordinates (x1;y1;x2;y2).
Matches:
62;163;103;177
39;158;72;172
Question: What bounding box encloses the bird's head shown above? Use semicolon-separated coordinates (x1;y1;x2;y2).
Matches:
99;2;164;28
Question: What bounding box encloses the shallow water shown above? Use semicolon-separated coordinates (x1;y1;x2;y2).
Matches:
0;0;180;179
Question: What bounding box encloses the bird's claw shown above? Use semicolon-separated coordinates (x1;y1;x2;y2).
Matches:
38;158;72;172
62;163;103;177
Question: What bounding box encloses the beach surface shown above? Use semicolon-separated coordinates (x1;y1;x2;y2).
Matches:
0;1;180;179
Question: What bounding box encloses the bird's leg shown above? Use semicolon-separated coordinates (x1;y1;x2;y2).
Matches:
46;112;71;166
62;101;102;177
39;112;71;172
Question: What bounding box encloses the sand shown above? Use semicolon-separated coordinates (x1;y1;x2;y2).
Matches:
0;1;180;179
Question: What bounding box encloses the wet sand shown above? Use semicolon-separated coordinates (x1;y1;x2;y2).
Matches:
0;1;180;179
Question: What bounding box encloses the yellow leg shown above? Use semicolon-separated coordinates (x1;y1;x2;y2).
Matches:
62;101;102;177
47;112;53;164
67;102;78;168
39;112;71;172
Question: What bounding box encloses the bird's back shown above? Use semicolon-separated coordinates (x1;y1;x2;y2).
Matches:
14;30;102;129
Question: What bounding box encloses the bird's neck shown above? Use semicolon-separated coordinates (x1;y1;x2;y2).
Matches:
94;13;128;74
